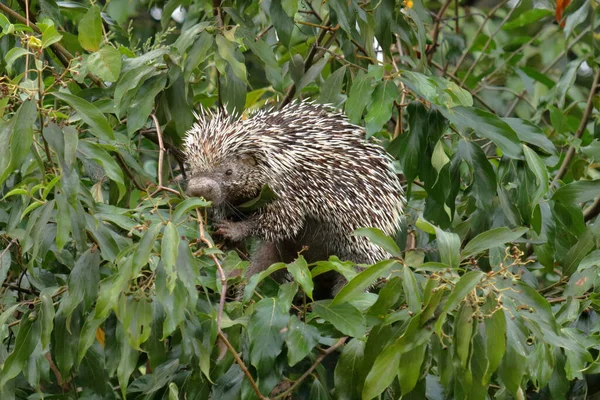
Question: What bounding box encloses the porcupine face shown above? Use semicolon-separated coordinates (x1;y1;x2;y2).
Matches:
186;153;265;206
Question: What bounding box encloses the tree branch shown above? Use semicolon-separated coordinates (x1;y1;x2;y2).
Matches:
452;0;509;74
427;0;453;62
272;336;348;399
279;19;333;110
552;67;600;184
0;2;104;88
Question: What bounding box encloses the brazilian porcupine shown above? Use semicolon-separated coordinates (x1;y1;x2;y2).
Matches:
184;101;404;296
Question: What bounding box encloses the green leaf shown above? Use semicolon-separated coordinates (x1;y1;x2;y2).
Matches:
88;46;122;82
400;70;473;108
57;248;101;319
285;317;320;366
330;0;356;38
77;141;125;200
157;276;187;339
0;313;40;387
365;80;399;137
77;313;107;363
39;19;63;48
172;198;212;222
312;301;365;337
363;340;402;399
161;222;179;293
0;99;37;187
5;47;31;74
114;64;162;118
319;66;347;105
297;55;329;93
503;9;553;30
454;303;475;369
248;298;288;375
0;246;10;287
40;288;56;351
553;180;600;203
131;223;162;276
122;297;152;349
434;226;460;269
442;271;484;313
440;106;522;159
398;342;427;395
502;118;556;155
483;309;506;384
576;249;600;271
462;227;529;258
332;260;397;306
346;71;376;124
555;60;581;108
286;256;314;299
116;321;139;399
523;144;549;201
221;63;247;116
403;265;422;314
334;339;366;400
238;184;278;211
78;5;102;52
51;92;115;140
363;316;432;399
269;0;295;47
126;75;167;136
398;101;429;183
215;34;247;83
353;227;402;258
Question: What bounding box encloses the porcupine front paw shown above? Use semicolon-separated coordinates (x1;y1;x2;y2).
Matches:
214;220;252;242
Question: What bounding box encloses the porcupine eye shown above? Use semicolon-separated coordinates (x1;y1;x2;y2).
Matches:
225;169;233;176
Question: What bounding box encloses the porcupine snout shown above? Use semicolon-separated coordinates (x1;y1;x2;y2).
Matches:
186;176;223;204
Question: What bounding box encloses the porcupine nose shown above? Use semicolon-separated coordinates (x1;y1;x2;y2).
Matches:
186;177;222;204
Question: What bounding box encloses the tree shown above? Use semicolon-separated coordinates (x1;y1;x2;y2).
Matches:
0;0;598;398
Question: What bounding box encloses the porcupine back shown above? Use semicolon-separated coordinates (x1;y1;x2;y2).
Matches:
184;101;405;265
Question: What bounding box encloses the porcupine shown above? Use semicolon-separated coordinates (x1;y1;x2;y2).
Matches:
183;101;405;297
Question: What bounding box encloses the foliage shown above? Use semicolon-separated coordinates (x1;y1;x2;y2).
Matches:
0;0;599;398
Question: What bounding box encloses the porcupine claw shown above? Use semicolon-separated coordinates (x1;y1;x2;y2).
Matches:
214;220;252;242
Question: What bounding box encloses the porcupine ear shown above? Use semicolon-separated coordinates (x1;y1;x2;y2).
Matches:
237;153;257;166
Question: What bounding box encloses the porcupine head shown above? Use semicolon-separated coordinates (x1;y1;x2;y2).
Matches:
183;108;267;243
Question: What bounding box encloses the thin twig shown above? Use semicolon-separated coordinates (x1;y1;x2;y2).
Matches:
452;0;509;74
272;336;348;399
218;331;265;399
584;196;600;222
115;154;145;191
295;20;338;31
427;0;453;62
149;114;180;196
196;209;227;328
479;86;536;111
195;209;264;398
472;28;545;94
255;25;273;41
504;27;591;117
552;67;600;184
0;2;103;87
0;239;16;264
279;19;333;110
460;2;518;86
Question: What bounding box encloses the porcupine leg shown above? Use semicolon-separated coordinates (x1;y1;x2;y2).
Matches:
246;241;281;278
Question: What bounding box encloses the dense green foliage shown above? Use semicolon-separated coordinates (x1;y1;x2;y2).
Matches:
0;0;599;398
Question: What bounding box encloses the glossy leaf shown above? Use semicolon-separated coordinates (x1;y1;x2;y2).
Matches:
462;227;528;258
312;301;366;338
78;5;102;52
88;46;122;82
